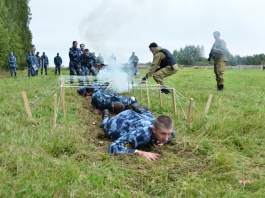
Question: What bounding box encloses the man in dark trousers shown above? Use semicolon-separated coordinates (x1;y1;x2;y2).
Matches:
40;52;49;75
54;53;62;75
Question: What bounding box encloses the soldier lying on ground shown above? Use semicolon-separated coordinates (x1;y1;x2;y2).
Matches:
101;104;175;161
77;82;138;114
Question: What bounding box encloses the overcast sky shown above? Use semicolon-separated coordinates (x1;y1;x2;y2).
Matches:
29;0;265;65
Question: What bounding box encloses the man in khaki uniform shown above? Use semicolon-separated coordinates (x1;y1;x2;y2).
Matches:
141;42;178;94
209;31;227;91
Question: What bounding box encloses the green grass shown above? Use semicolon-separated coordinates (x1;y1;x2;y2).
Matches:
0;68;265;197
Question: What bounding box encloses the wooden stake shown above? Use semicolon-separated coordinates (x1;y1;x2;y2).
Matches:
172;88;177;115
132;80;135;96
187;98;194;123
140;81;143;102
158;84;162;107
204;94;213;116
128;80;130;94
53;94;57;127
146;81;150;107
22;91;32;118
60;78;66;119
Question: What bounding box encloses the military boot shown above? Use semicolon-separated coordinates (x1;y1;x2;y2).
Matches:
217;84;224;91
131;103;149;114
101;109;110;128
161;86;170;94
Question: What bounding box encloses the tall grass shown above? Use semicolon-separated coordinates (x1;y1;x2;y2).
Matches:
0;68;264;197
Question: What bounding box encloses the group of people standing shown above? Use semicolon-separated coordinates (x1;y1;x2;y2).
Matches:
69;41;104;84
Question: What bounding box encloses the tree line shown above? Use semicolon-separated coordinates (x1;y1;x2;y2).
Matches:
173;45;265;66
0;0;33;70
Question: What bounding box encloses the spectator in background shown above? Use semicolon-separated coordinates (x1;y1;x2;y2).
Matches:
8;51;17;77
26;50;34;77
54;53;62;75
40;52;49;75
129;52;139;76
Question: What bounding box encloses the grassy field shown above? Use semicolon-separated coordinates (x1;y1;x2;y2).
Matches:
0;67;264;197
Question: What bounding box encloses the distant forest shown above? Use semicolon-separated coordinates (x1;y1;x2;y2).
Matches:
0;0;33;69
172;45;265;66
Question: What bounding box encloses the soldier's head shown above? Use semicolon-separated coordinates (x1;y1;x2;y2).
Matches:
213;31;221;40
152;115;173;145
149;42;158;53
43;52;45;55
10;51;13;56
36;52;39;56
28;50;32;55
84;49;89;57
57;53;59;56
80;44;85;51
112;102;125;114
85;86;94;96
72;41;78;48
132;52;135;55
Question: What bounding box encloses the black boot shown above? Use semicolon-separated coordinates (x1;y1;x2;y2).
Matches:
102;109;110;119
101;109;110;128
161;86;170;94
131;103;149;114
217;84;224;91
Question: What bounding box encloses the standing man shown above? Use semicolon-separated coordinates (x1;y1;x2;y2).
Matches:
32;50;39;76
69;41;82;83
54;53;62;75
208;31;227;91
26;50;33;77
35;51;41;75
141;42;178;94
8;51;17;77
129;52;139;76
108;53;116;65
40;52;49;75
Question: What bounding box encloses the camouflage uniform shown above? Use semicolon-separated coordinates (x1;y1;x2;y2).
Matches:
101;109;175;154
8;55;17;76
91;89;137;111
129;54;139;76
40;54;49;75
79;52;97;84
26;53;34;77
211;39;227;88
145;46;178;86
69;47;82;83
54;55;62;75
76;82;104;97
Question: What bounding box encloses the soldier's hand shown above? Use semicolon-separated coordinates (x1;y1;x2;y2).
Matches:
79;68;82;73
91;66;95;70
136;150;160;161
95;109;101;114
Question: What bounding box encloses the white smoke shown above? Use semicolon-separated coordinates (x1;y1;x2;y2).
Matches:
97;62;131;93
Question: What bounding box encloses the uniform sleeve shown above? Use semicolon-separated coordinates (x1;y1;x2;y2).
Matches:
146;52;165;77
107;129;151;155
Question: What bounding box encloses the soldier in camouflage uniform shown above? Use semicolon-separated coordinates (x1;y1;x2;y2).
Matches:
141;42;178;94
129;52;139;76
54;53;62;75
40;52;49;75
101;105;175;161
69;41;82;83
26;50;34;77
79;49;97;84
8;51;17;77
209;31;227;91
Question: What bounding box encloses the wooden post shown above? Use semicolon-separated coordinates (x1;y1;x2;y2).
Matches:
172;88;177;115
187;98;194;123
204;94;213;116
60;78;66;119
128;80;130;94
132;80;135;96
146;81;150;107
140;82;143;102
22;91;32;118
53;94;57;127
158;84;162;107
